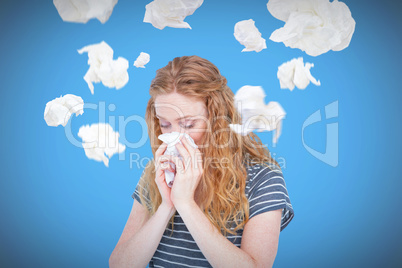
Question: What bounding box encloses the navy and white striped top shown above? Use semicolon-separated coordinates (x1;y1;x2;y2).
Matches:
132;163;294;267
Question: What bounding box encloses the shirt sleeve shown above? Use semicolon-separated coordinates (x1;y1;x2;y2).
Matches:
131;168;151;209
247;165;294;232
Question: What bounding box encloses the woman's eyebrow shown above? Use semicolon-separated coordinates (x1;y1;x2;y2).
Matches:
156;115;194;121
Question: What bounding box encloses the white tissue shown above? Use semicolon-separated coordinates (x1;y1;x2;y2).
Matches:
158;132;198;187
234;19;267;52
277;57;321;91
229;86;286;145
143;0;204;30
78;41;129;94
53;0;118;24
44;94;84;127
134;52;150;68
267;0;356;56
77;123;125;167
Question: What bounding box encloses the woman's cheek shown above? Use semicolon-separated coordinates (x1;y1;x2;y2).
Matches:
189;133;202;146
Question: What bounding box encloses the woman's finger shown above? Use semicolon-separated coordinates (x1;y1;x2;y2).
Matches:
160;163;175;173
154;143;169;177
175;141;191;170
181;136;199;170
181;135;196;156
158;155;175;171
155;142;168;161
195;149;203;174
169;155;184;174
159;155;180;171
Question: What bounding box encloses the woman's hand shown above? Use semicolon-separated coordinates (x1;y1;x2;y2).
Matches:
169;136;204;209
154;142;176;210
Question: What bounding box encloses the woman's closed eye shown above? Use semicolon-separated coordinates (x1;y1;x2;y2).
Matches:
160;124;194;129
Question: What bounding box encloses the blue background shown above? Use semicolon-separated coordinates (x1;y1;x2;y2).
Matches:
0;0;401;267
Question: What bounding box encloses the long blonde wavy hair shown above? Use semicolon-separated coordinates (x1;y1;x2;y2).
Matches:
138;55;280;235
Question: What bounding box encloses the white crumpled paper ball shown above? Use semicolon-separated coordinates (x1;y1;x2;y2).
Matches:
229;85;286;145
234;19;267;52
78;41;129;94
144;0;204;30
267;0;356;56
77;123;126;167
44;94;84;127
277;57;321;90
134;52;150;68
53;0;118;24
158;132;198;187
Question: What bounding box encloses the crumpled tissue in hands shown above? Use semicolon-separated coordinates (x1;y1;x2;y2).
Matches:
277;57;320;90
78;41;129;94
133;52;150;68
78;123;126;167
44;94;84;127
144;0;204;30
229;86;286;145
234;19;267;52
53;0;118;24
158;132;198;187
267;0;356;56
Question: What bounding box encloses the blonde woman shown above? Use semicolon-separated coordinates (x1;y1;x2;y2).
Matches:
109;56;294;267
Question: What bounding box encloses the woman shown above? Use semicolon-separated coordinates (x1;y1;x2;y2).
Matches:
109;55;294;267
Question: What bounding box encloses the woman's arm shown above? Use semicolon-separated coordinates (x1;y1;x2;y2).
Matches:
176;201;282;268
109;200;175;268
169;136;283;267
110;142;177;267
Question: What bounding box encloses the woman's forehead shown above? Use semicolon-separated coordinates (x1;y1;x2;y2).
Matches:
155;104;205;119
155;92;201;104
155;94;206;115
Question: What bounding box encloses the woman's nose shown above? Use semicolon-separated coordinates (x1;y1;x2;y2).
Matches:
170;125;186;134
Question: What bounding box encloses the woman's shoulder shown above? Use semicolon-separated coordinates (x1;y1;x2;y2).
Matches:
245;162;283;185
245;162;286;200
132;164;152;206
244;162;294;231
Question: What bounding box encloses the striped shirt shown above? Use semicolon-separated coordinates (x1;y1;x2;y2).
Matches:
132;163;294;267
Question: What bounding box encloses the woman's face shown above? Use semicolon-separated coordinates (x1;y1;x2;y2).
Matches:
154;92;209;146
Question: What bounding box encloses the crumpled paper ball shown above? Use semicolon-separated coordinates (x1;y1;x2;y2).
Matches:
277;57;321;90
53;0;118;24
133;52;150;68
158;132;198;187
234;19;267;52
267;0;356;56
44;94;84;127
77;123;126;167
143;0;204;30
78;41;129;94
229;85;286;145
